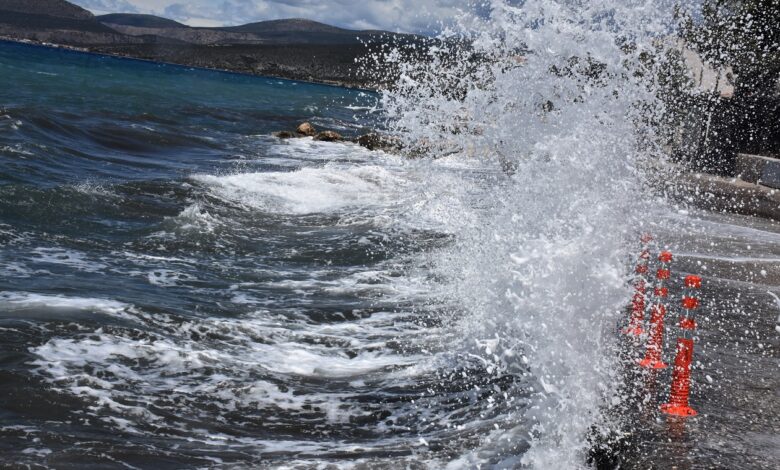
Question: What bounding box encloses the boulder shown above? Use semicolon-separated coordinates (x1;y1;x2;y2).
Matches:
356;133;401;152
273;130;295;139
296;122;316;136
313;130;343;142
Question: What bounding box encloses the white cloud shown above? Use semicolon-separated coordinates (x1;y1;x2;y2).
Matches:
72;0;482;33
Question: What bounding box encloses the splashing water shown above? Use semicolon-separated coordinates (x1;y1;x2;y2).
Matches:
378;1;676;466
5;2;776;469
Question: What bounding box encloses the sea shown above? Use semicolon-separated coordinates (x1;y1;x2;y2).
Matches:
0;4;778;468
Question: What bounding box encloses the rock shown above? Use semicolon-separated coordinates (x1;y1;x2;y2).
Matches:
273;130;295;138
313;130;342;142
356;133;401;152
296;122;316;136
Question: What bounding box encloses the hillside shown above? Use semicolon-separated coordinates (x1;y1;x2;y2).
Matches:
96;15;411;46
97;14;267;45
223;18;415;44
96;13;186;29
0;0;135;45
0;0;93;19
0;10;113;33
226;18;355;35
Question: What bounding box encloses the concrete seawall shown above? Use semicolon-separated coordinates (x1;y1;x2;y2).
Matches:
666;155;780;222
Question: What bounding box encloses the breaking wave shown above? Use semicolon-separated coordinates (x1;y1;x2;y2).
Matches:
375;0;676;466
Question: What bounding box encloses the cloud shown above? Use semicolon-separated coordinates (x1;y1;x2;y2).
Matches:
71;0;483;33
73;0;141;15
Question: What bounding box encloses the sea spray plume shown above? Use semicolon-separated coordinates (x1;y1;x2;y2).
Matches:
375;0;677;467
381;0;679;163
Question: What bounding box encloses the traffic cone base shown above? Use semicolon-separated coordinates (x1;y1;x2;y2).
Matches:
661;337;696;416
638;357;667;369
660;403;698;416
623;325;643;336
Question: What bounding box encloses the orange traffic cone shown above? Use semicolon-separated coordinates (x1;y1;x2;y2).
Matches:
639;251;672;369
661;275;702;417
623;234;652;336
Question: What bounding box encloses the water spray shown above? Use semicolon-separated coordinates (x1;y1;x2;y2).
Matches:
623;234;652;336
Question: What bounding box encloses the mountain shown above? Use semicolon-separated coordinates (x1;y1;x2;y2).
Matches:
96;15;411;46
96;13;187;29
0;0;136;45
97;14;266;45
221;18;412;44
0;0;93;19
222;18;413;45
226;18;356;35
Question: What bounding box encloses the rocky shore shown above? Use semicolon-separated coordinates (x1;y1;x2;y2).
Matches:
275;122;402;151
88;42;385;90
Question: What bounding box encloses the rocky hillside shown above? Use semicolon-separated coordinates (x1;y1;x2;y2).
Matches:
96;13;186;29
224;18;406;45
0;0;92;19
0;0;137;45
97;14;414;46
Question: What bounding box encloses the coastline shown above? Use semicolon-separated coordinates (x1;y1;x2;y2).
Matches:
0;36;380;92
6;39;775;225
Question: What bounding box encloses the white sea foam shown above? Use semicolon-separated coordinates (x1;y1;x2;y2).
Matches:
0;144;32;156
261;136;375;167
0;261;36;278
72;182;118;198
0;292;130;316
193;164;407;215
28;300;436;446
29;247;107;272
172;203;221;232
147;269;196;287
263;268;430;301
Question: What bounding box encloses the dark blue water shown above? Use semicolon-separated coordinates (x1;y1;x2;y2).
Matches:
0;41;519;468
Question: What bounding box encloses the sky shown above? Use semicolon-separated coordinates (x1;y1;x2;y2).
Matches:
70;0;483;32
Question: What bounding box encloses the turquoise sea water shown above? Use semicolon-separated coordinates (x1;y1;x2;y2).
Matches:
0;41;374;186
